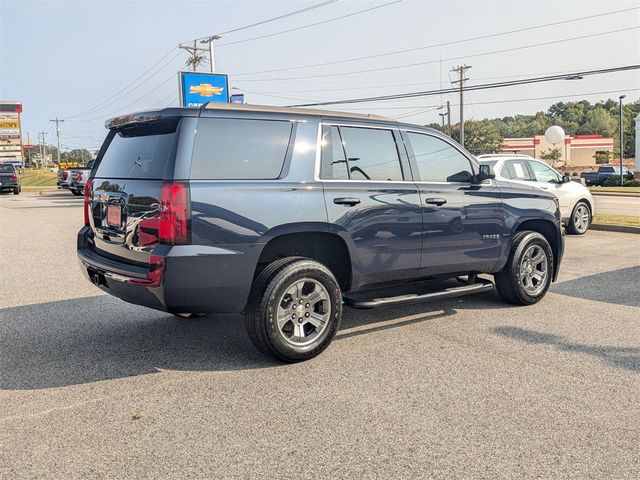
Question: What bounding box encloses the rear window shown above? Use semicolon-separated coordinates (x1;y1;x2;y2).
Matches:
94;119;179;179
191;118;293;180
0;164;15;173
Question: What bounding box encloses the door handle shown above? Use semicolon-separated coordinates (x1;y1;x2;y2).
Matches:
425;198;447;206
333;197;361;206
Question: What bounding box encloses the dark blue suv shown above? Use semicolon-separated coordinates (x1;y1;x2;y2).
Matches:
78;104;564;361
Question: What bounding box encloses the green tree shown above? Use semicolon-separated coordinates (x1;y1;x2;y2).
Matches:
451;120;503;155
539;147;562;167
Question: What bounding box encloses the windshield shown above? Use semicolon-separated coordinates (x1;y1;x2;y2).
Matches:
94;118;179;180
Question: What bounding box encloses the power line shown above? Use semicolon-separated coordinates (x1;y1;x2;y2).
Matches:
67;73;178;123
287;65;640;107
335;87;640;111
230;6;640;76
187;0;340;43
64;48;179;119
451;65;472;146
215;0;402;48
236;27;639;82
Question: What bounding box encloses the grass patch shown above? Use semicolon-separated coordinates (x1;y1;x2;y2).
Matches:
589;186;640;193
593;214;640;227
20;169;58;187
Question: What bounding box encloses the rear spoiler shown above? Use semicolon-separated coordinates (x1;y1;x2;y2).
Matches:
104;108;197;130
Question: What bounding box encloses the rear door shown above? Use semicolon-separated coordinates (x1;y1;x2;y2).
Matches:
526;160;571;216
403;131;505;275
320;123;423;288
89;118;181;265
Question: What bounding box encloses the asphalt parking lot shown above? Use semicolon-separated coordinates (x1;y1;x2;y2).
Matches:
1;191;639;479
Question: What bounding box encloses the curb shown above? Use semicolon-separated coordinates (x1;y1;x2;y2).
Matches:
589;191;640;197
590;224;640;234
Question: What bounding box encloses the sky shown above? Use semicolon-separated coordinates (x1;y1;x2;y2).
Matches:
1;0;639;151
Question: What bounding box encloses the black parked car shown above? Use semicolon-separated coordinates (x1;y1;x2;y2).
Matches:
78;104;564;361
0;163;20;195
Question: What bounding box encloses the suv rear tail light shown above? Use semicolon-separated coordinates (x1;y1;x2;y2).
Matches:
158;182;190;245
83;178;93;226
12;173;17;181
77;172;83;182
63;171;68;180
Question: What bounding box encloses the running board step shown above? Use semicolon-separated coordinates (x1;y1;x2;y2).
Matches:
343;279;494;309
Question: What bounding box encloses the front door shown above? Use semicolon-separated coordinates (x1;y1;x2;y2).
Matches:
320;124;423;289
403;131;505;275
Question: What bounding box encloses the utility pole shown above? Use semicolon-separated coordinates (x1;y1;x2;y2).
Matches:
619;95;625;186
446;100;451;137
38;131;47;168
179;35;221;72
179;41;206;71
49;117;64;165
450;65;472;147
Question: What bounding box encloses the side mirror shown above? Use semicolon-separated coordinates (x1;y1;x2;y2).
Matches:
562;175;571;183
477;164;495;182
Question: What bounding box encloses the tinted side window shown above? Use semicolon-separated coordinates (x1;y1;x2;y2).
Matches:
191;118;292;180
320;126;349;180
504;160;534;181
529;161;560;183
339;127;403;181
407;132;473;182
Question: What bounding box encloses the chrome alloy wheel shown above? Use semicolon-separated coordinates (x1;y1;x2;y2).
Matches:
276;278;331;347
573;204;590;233
519;244;548;296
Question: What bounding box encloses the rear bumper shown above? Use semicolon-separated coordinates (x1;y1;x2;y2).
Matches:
77;227;258;314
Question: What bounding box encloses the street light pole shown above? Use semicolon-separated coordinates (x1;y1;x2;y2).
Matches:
201;35;222;73
619;95;625;186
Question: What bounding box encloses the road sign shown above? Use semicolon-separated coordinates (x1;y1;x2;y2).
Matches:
179;71;229;107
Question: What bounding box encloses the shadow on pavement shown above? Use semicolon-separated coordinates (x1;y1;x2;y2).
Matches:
492;326;640;373
551;266;640;307
0;295;455;390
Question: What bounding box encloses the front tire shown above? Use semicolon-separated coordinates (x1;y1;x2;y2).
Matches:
566;201;591;235
495;231;553;305
245;258;342;362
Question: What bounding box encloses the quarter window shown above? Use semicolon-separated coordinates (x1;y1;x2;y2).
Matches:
338;127;403;181
407;132;474;182
528;160;560;183
191;118;292;180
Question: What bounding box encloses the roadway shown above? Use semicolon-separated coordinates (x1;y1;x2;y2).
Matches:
1;191;639;479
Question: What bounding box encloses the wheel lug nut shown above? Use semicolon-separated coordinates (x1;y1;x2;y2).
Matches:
305;312;310;318
298;318;303;323
305;303;310;308
299;299;304;304
292;314;296;319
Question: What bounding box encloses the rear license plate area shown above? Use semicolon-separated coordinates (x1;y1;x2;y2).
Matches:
107;204;121;227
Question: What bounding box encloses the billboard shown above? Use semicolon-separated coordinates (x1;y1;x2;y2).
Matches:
179;72;229;107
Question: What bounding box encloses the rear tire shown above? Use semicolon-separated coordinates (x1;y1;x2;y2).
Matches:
13;187;19;195
566;201;591;235
245;257;342;362
495;231;553;305
71;189;82;196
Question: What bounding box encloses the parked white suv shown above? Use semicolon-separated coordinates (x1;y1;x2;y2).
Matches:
478;154;594;235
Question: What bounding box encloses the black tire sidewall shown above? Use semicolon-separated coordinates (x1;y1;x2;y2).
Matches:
260;260;342;361
568;201;591;235
509;232;553;304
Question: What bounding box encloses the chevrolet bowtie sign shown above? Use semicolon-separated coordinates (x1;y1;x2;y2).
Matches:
179;72;229;107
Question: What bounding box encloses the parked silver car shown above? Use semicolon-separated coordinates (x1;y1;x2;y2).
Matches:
478;154;594;235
